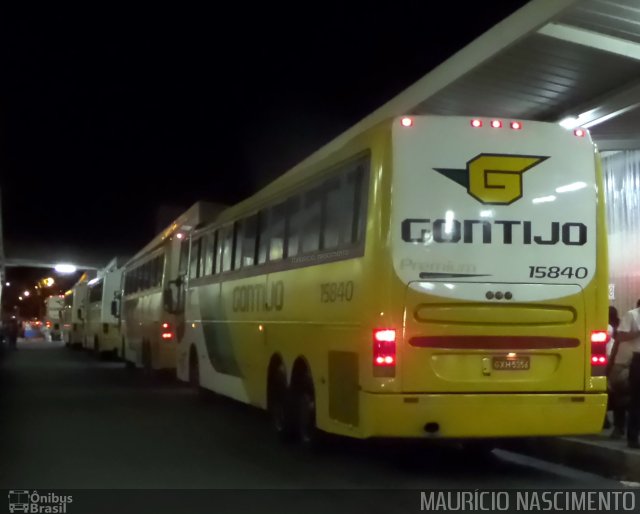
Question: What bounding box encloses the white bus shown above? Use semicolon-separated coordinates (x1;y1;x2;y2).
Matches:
62;273;93;349
84;258;126;358
175;115;608;445
119;201;224;371
44;295;65;341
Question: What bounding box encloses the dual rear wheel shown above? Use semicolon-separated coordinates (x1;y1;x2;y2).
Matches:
268;365;320;448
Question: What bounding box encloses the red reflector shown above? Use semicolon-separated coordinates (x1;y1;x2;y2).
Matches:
470;119;482;128
490;119;502;128
510;121;522;130
574;128;586;137
161;332;173;340
590;331;609;343
400;117;413;128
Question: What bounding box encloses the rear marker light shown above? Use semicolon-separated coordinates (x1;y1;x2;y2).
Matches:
574;128;586;137
590;330;608;375
590;331;608;343
490;120;502;128
401;117;413;128
162;332;173;340
373;328;396;369
510;121;522;130
470;119;482;128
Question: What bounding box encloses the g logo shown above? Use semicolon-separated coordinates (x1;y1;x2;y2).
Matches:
434;154;548;205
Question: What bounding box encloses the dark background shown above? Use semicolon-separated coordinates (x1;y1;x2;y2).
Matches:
1;2;530;260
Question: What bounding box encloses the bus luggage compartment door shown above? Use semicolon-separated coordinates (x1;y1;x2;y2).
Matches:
400;282;586;393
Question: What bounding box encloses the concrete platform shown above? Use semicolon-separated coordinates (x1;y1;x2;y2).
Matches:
504;430;640;484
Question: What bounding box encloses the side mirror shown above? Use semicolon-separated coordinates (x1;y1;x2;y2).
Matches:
111;300;118;318
163;288;174;313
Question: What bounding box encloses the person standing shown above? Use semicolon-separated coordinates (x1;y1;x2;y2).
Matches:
5;317;18;350
616;304;640;448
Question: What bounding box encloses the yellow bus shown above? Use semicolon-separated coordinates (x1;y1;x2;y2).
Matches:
84;259;125;358
120;202;224;371
175;115;608;445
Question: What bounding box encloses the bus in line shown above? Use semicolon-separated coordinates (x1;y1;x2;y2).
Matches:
84;257;126;358
174;115;608;445
118;201;224;371
62;272;93;348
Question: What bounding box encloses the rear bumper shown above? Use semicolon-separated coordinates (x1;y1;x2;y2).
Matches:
359;392;607;439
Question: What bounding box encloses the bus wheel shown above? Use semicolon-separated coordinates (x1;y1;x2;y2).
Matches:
189;346;201;392
267;362;293;442
293;370;321;448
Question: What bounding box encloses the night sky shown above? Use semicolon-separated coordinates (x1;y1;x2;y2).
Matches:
2;2;530;261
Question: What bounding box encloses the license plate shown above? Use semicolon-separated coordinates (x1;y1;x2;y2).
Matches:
493;356;530;371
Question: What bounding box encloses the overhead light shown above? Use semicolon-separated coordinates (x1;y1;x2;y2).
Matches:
24;291;30;297
18;296;23;301
5;282;9;287
54;264;77;274
559;117;580;129
88;278;100;286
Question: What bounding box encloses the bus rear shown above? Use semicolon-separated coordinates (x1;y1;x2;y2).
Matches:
362;115;607;439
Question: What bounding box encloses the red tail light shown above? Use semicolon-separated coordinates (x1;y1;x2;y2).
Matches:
590;330;609;375
161;322;173;341
373;329;396;376
470;119;482;128
490;119;502;128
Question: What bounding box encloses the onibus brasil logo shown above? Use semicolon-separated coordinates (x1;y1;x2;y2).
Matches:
8;490;73;513
434;153;548;205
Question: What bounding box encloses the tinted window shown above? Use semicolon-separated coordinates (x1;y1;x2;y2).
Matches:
190;238;201;279
234;221;243;270
301;187;322;253
221;226;234;272
179;240;189;277
242;215;258;267
286;196;302;258
269;203;286;261
257;210;269;265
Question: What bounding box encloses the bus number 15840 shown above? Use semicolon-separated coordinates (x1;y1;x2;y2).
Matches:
320;281;354;303
528;266;588;279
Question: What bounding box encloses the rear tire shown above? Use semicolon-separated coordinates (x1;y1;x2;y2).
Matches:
189;346;201;392
292;371;323;449
268;366;294;442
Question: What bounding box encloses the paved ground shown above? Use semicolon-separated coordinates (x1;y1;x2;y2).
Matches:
0;340;626;492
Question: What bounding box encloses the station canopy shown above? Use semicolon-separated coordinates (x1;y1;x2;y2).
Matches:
302;0;640;164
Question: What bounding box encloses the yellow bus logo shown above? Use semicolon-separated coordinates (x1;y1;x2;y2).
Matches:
434;154;548;205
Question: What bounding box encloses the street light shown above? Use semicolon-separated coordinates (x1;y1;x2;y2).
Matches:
54;264;77;274
18;296;23;301
5;282;9;287
24;290;30;297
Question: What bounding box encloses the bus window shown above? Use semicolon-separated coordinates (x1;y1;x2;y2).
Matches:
286;196;302;258
269;203;286;261
322;176;344;249
301;187;322;253
190;238;201;279
179;240;189;278
234;221;244;270
221;226;234;272
242;214;258;267
257;210;270;265
202;232;214;277
350;164;367;244
211;231;219;275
